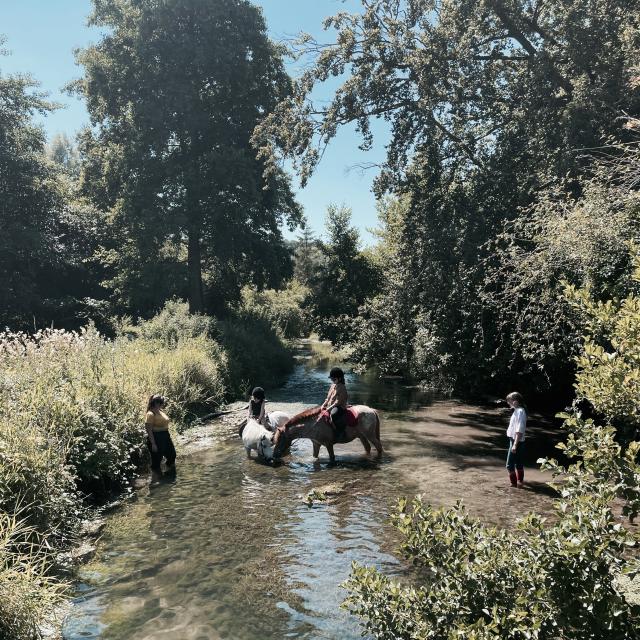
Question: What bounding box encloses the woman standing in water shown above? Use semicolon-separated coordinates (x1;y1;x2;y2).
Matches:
505;391;527;487
145;394;176;473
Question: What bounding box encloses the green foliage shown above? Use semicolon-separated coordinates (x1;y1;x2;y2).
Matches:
218;312;294;397
47;132;80;177
256;0;639;191
345;247;640;639
346;489;639;639
0;52;109;332
127;298;215;346
0;66;62;328
311;205;381;344
292;223;325;286
483;169;640;392
239;280;311;339
350;167;463;390
75;0;301;315
256;0;640;396
564;251;640;444
0;514;66;640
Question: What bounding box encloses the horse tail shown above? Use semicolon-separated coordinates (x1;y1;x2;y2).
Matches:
374;410;382;451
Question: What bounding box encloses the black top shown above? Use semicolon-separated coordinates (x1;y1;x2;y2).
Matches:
250;399;264;418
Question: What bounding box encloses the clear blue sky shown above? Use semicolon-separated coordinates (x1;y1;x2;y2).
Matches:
0;0;388;245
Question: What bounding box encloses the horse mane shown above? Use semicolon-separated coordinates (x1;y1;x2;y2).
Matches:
283;406;323;429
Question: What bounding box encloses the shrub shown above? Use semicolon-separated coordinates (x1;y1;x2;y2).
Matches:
238;280;311;339
218;312;294;396
127;298;215;346
344;261;640;639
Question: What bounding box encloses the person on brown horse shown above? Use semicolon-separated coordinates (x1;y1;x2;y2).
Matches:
321;367;348;436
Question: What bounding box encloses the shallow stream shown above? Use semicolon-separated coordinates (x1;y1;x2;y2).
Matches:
62;342;557;640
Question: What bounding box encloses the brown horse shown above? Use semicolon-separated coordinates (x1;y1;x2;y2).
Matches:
273;405;382;464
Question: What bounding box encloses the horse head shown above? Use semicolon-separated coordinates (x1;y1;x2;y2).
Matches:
257;432;276;462
272;425;291;459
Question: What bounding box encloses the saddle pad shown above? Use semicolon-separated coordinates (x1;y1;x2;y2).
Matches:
320;407;359;427
346;406;359;427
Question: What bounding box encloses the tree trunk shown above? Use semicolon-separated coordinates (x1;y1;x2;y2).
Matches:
187;217;204;314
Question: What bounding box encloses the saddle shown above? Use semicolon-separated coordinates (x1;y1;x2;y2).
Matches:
319;406;359;428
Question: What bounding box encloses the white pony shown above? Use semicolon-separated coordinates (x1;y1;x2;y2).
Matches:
242;410;290;461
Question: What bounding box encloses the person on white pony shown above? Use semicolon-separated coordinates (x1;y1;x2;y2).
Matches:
248;386;267;427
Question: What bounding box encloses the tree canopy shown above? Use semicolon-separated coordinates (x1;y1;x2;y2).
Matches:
256;0;640;396
74;0;302;315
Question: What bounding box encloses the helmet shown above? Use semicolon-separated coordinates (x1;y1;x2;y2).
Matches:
251;386;265;400
328;367;345;380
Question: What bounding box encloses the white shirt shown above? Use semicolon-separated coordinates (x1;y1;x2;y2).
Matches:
507;407;527;440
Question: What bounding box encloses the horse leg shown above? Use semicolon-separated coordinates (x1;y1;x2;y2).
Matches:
358;435;371;454
245;447;252;459
371;413;383;457
325;443;336;465
312;441;321;458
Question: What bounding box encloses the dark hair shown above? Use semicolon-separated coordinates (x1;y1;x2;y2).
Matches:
251;386;265;401
328;367;345;384
506;391;527;411
147;394;165;411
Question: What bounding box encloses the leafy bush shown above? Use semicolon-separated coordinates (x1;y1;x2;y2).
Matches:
347;484;639;639
484;175;640;392
127;298;215;346
218;312;294;396
238;280;311;339
344;260;640;639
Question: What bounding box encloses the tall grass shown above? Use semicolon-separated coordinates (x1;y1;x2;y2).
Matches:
0;300;293;638
0;513;66;640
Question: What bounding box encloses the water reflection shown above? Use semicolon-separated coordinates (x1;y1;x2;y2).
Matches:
271;340;436;411
63;341;557;639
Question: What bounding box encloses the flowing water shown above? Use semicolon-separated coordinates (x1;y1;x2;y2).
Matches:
62;342;558;640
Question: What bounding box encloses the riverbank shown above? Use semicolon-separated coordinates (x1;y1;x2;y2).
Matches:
58;351;574;640
62;389;640;638
0;301;297;640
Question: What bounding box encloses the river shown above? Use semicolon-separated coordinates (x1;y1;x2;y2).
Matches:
62;341;557;640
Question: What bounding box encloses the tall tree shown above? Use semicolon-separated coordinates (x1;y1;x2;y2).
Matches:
47;133;80;177
75;0;301;315
293;221;324;285
255;0;640;394
312;205;380;344
0;53;63;328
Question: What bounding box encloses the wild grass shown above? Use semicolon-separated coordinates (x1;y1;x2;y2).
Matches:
0;300;294;638
0;513;66;640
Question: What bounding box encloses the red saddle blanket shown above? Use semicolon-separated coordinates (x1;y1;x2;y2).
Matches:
320;406;359;427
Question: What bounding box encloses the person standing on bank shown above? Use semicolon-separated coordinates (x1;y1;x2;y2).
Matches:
145;394;176;473
322;367;349;434
505;391;527;488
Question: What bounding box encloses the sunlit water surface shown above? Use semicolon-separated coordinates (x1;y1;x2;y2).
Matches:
63;342;556;640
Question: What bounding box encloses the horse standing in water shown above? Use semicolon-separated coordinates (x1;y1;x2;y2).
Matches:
273;406;382;464
242;410;290;461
